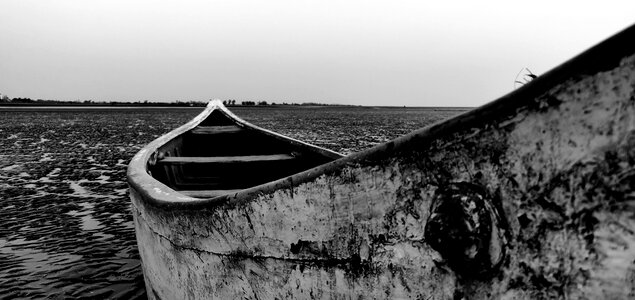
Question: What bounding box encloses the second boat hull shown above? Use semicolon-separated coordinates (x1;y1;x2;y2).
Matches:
130;25;635;299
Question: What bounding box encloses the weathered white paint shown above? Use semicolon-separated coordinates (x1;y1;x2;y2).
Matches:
130;27;635;299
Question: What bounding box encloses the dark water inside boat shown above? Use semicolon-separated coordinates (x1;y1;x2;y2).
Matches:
0;106;466;299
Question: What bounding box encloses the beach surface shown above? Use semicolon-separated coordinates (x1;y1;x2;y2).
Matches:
0;106;464;299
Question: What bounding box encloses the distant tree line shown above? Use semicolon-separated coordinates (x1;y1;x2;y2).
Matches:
0;94;353;107
0;97;210;107
233;101;269;106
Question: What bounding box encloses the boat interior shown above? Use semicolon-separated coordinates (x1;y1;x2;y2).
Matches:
147;109;342;199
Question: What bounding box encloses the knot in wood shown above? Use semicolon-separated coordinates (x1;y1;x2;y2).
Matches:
424;182;506;277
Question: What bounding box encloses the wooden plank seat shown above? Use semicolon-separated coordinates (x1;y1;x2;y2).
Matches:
158;154;297;164
178;189;242;198
190;126;243;134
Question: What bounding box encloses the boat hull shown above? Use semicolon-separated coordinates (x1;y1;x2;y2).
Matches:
130;25;635;299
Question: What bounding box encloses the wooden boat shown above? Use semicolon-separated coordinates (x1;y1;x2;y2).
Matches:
129;24;635;299
131;102;343;199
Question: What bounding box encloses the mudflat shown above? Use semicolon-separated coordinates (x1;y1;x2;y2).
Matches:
0;106;463;299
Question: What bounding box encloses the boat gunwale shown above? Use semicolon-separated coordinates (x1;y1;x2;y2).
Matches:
128;23;635;210
127;99;343;206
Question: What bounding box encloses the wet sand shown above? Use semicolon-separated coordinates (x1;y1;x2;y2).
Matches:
0;106;464;299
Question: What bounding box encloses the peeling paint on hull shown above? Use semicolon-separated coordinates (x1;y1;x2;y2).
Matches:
129;25;635;299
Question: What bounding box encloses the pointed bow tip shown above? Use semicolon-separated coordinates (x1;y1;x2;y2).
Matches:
207;99;225;108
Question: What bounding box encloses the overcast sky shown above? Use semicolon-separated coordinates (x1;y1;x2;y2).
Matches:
1;1;633;106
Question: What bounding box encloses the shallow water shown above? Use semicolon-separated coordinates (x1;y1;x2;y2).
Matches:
0;106;464;299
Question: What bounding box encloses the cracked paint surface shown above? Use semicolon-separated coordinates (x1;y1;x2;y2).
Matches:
130;53;635;298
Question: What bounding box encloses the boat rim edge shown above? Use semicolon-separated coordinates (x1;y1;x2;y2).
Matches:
129;23;635;210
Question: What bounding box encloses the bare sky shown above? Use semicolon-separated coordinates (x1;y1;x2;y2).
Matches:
1;1;633;106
